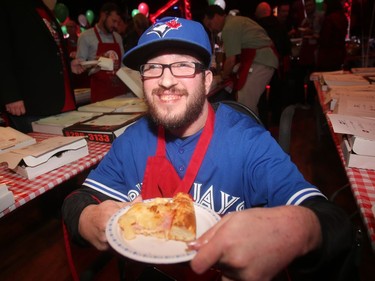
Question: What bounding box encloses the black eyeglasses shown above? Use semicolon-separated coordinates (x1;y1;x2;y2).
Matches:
139;61;207;78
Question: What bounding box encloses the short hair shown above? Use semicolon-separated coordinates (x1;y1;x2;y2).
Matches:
204;5;226;19
100;2;121;15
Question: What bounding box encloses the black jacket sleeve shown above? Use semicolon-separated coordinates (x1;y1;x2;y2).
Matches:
62;186;114;246
290;197;360;281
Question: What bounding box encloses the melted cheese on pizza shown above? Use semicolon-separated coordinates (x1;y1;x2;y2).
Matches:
118;193;196;242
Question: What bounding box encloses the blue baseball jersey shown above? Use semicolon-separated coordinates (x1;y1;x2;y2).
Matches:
83;103;325;215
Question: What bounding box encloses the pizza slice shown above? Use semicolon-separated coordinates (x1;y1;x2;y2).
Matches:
118;192;196;242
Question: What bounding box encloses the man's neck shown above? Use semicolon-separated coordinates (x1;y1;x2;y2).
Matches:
96;22;110;35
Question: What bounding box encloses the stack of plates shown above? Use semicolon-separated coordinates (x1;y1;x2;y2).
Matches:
74;88;91;105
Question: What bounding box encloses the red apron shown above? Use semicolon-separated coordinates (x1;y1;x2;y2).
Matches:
142;104;215;199
140;104;221;280
233;48;256;91
233;46;278;91
90;26;126;103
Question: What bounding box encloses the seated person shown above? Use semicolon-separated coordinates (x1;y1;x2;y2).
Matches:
62;17;357;281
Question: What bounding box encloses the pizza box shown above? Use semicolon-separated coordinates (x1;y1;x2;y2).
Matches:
32;111;102;135
341;136;375;170
0;127;36;154
0;136;88;179
63;113;143;143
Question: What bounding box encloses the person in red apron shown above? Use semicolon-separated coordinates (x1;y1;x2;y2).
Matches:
76;3;127;103
90;25;127;102
203;5;278;116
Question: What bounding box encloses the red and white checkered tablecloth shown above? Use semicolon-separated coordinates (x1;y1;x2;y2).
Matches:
0;133;111;218
314;79;375;251
346;168;375;249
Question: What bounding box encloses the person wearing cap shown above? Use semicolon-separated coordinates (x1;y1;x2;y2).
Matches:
203;5;279;117
62;17;356;281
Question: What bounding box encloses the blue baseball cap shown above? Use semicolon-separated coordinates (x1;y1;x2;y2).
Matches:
122;17;212;70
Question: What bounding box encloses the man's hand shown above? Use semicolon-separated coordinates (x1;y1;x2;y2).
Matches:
71;58;85;74
6;101;26;116
189;206;321;281
78;197;142;251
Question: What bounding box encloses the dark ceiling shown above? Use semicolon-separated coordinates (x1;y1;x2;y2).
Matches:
59;0;278;22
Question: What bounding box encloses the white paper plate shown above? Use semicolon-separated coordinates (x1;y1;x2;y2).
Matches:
80;60;98;67
106;201;220;264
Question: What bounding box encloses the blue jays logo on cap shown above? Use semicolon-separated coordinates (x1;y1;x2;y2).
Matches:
147;18;182;38
122;17;212;70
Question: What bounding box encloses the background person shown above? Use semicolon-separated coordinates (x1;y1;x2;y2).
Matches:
315;0;348;71
254;1;292;125
0;0;76;133
65;19;80;58
76;2;127;103
62;16;356;281
203;5;278;116
296;0;325;104
277;1;297;38
122;12;151;53
0;0;78;133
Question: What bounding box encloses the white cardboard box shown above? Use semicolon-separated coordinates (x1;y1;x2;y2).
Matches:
0;136;88;179
116;67;143;98
0;127;36;154
348;135;375;157
78;95;147;114
0;184;15;212
32;111;101;135
341;136;375;170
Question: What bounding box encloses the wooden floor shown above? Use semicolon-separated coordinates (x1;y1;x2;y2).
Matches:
1;104;375;281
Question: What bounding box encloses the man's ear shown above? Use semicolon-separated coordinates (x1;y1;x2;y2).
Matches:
204;70;213;95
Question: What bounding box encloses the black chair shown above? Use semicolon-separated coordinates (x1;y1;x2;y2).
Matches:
278;103;310;154
212;100;263;126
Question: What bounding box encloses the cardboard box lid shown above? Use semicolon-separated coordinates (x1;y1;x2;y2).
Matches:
0;136;87;169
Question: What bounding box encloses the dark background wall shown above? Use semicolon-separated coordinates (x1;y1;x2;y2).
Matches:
60;0;374;38
60;0;289;22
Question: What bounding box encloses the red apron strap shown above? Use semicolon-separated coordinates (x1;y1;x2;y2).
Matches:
94;25;117;44
93;26;102;43
62;221;80;281
141;104;216;199
233;48;256;91
174;104;215;194
141;156;181;199
155;125;166;156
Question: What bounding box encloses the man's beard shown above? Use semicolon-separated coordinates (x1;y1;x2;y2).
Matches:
145;82;206;130
103;17;113;33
